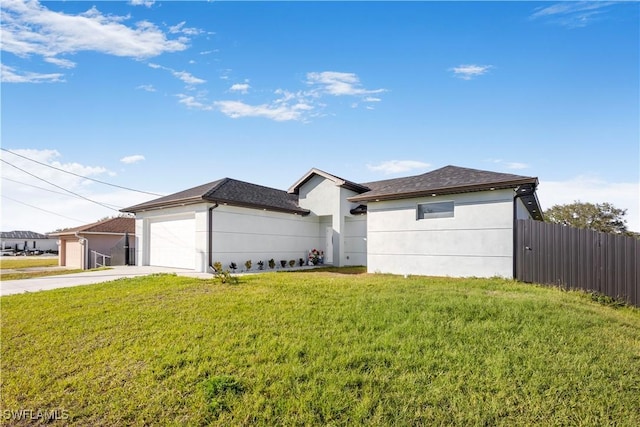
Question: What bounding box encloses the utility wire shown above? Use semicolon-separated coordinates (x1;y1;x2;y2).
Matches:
1;195;90;224
1;159;122;211
1;176;123;209
1;148;164;196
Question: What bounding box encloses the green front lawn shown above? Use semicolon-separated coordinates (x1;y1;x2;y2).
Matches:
0;257;58;270
1;271;639;426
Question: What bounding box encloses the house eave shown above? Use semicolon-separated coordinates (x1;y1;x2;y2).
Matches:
206;197;311;216
51;231;135;237
120;197;206;213
348;178;538;203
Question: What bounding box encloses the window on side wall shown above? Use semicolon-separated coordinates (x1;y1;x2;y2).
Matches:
417;201;454;220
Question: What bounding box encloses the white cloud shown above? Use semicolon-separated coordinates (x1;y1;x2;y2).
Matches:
43;57;76;69
214;100;306;122
129;0;155;7
307;71;386;97
1;0;189;82
1;63;64;83
120;155;145;164
367;160;431;175
148;63;205;85
213;87;317;121
208;71;384;121
172;70;205;85
229;83;250;94
450;64;493;80
530;2;617;28
538;176;640;232
177;94;213;111
168;21;204;36
136;84;156;92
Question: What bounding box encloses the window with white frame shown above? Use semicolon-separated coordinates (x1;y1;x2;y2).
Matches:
417;201;454;219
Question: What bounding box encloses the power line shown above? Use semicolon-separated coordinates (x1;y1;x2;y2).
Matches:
1;159;122;211
1;176;122;209
1;195;90;224
0;148;164;197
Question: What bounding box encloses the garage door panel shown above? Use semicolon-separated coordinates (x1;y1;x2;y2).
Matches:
65;240;82;269
149;216;195;269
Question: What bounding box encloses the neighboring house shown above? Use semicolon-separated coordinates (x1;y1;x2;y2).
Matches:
0;231;58;254
122;165;543;278
49;217;135;269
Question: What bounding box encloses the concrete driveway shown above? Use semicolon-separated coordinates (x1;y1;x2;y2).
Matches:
0;266;213;297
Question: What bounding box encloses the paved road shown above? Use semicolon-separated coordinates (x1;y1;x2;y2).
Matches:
0;266;213;297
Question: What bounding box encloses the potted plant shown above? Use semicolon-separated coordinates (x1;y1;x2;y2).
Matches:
298;258;305;267
244;260;252;271
309;249;321;265
289;260;296;268
280;260;287;268
229;262;237;272
268;259;275;269
257;260;264;270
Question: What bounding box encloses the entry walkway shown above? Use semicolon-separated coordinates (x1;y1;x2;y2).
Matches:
0;266;212;297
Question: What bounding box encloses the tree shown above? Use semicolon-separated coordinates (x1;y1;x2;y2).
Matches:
544;201;629;234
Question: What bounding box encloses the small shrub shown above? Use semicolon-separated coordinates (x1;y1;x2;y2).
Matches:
214;269;238;285
268;259;275;269
257;260;264;270
212;261;238;284
298;258;305;267
229;262;237;272
244;260;252;271
280;260;287;268
589;291;626;308
289;260;296;268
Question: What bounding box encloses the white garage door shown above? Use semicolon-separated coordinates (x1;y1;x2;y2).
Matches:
65;240;83;269
149;215;195;269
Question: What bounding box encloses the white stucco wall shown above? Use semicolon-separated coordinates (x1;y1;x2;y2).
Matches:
211;205;318;269
367;189;518;278
297;175;366;266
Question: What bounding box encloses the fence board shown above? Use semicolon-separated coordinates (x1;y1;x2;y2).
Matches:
516;219;640;307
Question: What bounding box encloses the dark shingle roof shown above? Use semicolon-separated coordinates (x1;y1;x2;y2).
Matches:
49;217;135;235
288;168;371;194
1;231;50;239
122;178;310;215
121;165;541;219
349;165;539;202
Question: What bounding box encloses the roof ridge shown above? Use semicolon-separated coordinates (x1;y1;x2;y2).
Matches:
202;177;231;199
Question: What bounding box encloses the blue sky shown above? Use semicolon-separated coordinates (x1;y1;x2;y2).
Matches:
1;0;638;233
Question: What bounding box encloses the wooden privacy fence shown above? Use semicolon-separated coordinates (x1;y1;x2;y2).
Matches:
515;219;639;307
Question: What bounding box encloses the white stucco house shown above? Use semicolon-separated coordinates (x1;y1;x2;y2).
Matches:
122;165;543;278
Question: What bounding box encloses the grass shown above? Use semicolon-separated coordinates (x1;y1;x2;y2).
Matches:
1;270;639;426
0;257;58;270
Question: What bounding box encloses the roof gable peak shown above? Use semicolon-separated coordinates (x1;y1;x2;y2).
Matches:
288;167;370;194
